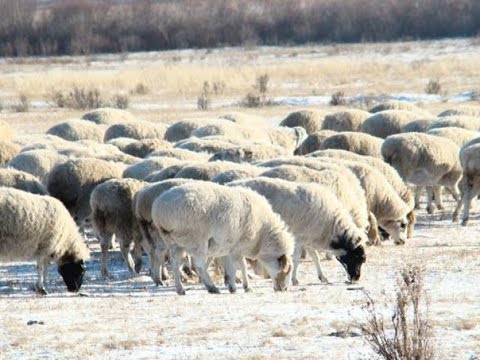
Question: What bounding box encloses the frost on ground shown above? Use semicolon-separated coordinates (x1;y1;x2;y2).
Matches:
0;199;479;359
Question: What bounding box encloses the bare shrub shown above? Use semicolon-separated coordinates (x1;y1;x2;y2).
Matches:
241;92;262;108
14;94;30;112
330;91;347;106
255;74;269;96
363;265;435;360
48;86;104;110
111;94;129;109
197;81;211;110
212;81;226;95
425;79;442;95
131;82;149;95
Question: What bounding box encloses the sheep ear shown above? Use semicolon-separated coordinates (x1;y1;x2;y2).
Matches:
278;255;291;274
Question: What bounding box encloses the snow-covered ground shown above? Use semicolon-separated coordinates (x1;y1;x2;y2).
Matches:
0;198;479;359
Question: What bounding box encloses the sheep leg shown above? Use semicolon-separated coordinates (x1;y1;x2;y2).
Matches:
307;248;329;283
149;246;166;286
133;240;143;274
413;186;422;209
169;246;186;295
291;242;304;286
406;210;416;238
426;186;435;214
461;182;474;226
100;234;113;279
192;255;220;294
35;257;50;295
222;256;237;294
433;186;444;210
452;183;465;223
366;212;380;246
237;257;251;292
119;239;135;273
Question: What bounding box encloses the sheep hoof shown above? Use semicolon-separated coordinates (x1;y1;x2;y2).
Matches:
244;287;253;293
227;286;237;294
437;204;445;210
176;289;186;296
319;276;329;283
426;207;434;214
35;286;47;296
461;220;468;226
154;279;164;287
134;263;142;274
207;286;220;294
292;278;299;286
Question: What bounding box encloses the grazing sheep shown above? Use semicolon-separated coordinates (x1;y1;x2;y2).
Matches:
106;137;138;152
133;178;193;285
211;167;263;185
144;163;193;182
452;143;480;225
267;126;308;152
362;110;423;138
293;130;337;155
229;178;367;285
426;127;479;147
175;136;242;154
17;134;72;152
209;144;288;163
164;118;233;142
147;148;210;162
0;188;89;294
46;119;105;142
151;182;295;294
0;168;48;195
319;132;384;158
427;116;480;131
322;109;370;132
8;149;68;186
174;161;246;181
401;119;436;133
0;140;21;166
81;107;135;125
381;133;462;213
90;178;146;278
0;120;15;141
369;101;426;114
104;121;168;142
47;158;125;225
122;157;182;180
122;138;172;158
279;110;328;134
438;106;480;118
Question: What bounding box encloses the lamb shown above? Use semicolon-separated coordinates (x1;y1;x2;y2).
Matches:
151;182;295;294
122;157;182;180
0;120;15;141
8;149;68;186
81;107;135;125
0;188;89;294
164;118;234;142
46;119;105;142
427;116;480;131
381;133;462;213
0;168;48;195
0;140;21;166
321;109;370;132
279;109;329;134
174;161;247;181
452;143;480;226
361;110;424;138
438;106;480;118
228;178;367;285
147;148;210;162
104;121;168;142
47;158;125;225
319;132;384;158
132;178;193;285
293;130;337;155
90;178;147;278
211;167;263;185
426;127;479;147
401;119;436;133
122;138;172;158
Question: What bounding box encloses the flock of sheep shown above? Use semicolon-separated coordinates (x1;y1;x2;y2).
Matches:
0;102;479;295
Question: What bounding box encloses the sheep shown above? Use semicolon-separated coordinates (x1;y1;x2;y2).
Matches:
147;148;210;162
133;178;194;285
164;118;233;142
175;136;243;154
151;182;295;294
306;149;416;237
144;163;193;182
0;168;48;195
427;116;480;131
17;134;72;152
81;107;135;125
46;119;105;142
8;149;68;186
0;188;89;294
47;158;125;225
174;161;247;181
322;109;370;132
426;127;479;147
122;138;172;158
319;132;384;158
369;101;426;114
0;120;15;141
293;130;337;155
106;137;138;152
229;178;367;285
452;143;480;225
122;157;182;180
279;109;329;134
0;140;21;166
362;110;424;138
401;119;436;133
104;121;168;142
209;144;289;163
381;133;462;213
211;167;263;185
267;126;308;152
438;106;480;118
90;178;147;278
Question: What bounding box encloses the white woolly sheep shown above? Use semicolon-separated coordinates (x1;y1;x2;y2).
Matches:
104;121;168;142
46;119;105;142
17;134;72;152
293;130;337;155
400;119;436;133
322;109;371;132
0;140;21;166
426;127;479;147
151;182;295;294
362;110;425;138
229;177;367;285
209;144;289;163
210;167;263;185
133;178;194;285
122;138;172;158
122;157;182;180
369;101;426;114
174;161;247;181
381;133;462;213
47;158;125;225
144;162;194;182
0;120;15;141
106;137;138;152
319;132;384;158
438;106;480;118
279;109;329;134
81;107;135;125
0;188;89;294
427;116;480;131
175;136;243;154
0;168;48;195
8;149;68;186
90;178;147;278
147;148;210;162
164;118;233;142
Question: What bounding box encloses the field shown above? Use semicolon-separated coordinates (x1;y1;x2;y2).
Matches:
1;38;480;359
